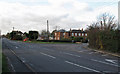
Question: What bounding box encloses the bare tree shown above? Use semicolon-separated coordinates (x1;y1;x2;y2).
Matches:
87;13;118;51
97;13;117;30
53;26;60;31
41;30;50;36
41;30;47;36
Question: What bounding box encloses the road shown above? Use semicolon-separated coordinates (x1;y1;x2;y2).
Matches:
2;38;120;73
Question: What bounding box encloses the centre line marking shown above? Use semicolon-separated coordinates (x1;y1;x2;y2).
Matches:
63;52;81;57
65;61;100;73
40;52;56;59
16;46;18;48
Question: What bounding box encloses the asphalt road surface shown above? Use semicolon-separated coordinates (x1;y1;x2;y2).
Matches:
2;38;120;73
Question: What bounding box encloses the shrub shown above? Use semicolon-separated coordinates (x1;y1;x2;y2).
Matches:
13;35;23;40
61;38;72;41
82;38;88;43
88;29;120;53
73;37;83;42
29;31;39;40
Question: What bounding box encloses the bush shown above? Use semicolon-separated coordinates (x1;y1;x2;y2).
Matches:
87;13;119;53
73;37;83;42
88;29;120;53
6;31;23;40
82;38;88;43
61;38;72;41
29;31;39;40
13;35;23;40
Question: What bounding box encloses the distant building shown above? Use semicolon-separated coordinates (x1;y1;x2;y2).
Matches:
54;29;87;40
37;35;48;40
12;31;23;36
37;35;54;40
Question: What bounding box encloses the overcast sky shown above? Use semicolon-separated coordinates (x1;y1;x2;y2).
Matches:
0;0;119;34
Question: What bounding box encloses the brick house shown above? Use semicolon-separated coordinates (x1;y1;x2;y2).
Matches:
54;29;87;40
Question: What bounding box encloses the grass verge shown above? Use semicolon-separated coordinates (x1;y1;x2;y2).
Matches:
2;53;10;72
24;40;75;44
13;40;75;44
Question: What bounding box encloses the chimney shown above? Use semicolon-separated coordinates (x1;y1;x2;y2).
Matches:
70;28;72;32
81;28;83;31
100;21;103;30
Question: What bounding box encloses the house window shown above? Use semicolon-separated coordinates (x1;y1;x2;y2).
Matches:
63;33;65;36
55;37;57;40
58;37;59;40
55;33;57;36
75;33;77;36
72;33;74;36
79;33;81;36
85;33;87;36
82;33;84;36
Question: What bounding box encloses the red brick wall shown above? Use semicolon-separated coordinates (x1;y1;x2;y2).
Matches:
54;32;87;40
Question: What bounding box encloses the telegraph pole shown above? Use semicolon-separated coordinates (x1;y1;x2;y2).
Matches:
13;27;14;31
47;20;49;41
118;1;120;30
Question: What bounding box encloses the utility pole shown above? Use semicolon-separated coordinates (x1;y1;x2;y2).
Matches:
47;20;49;41
13;27;14;31
118;1;120;30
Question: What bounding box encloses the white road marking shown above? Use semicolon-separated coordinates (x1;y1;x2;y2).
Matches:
77;50;89;52
9;48;36;72
89;52;94;54
16;46;18;48
6;57;16;72
29;63;35;67
30;63;33;66
63;52;81;57
65;61;100;73
40;52;56;59
105;59;117;64
10;64;16;72
91;59;119;67
20;57;26;63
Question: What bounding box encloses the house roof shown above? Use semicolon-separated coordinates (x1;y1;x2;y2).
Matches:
70;30;87;33
57;29;66;32
56;29;87;33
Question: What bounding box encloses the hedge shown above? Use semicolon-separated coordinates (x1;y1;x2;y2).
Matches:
88;29;120;53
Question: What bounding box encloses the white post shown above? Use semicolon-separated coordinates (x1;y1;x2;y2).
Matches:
118;1;120;30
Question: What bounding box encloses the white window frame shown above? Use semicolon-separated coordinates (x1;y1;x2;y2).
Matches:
72;33;74;36
82;33;84;36
55;37;56;40
63;33;65;36
55;33;57;36
75;33;77;36
79;33;81;36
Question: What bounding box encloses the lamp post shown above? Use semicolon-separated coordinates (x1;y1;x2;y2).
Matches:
47;20;49;41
